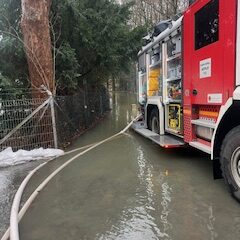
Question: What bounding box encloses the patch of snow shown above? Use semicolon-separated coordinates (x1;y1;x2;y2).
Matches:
0;147;64;168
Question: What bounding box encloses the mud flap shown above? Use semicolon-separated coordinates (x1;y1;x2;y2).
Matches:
213;158;223;179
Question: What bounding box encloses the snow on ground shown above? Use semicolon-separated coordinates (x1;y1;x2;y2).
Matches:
0;147;64;168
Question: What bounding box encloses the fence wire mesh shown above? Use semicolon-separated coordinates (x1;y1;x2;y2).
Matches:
0;86;110;151
0;94;54;151
56;87;110;147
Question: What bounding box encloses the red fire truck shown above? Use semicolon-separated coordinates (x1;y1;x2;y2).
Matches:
133;0;240;201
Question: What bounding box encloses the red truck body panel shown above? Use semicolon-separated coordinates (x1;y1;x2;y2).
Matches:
183;0;237;143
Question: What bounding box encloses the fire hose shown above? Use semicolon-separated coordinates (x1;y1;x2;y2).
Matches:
1;115;141;240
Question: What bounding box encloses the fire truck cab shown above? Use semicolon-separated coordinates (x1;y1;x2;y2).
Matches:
133;0;240;201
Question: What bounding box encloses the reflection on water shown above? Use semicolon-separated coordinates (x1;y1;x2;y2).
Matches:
193;200;218;240
97;144;173;240
160;182;172;238
207;206;217;240
111;93;134;129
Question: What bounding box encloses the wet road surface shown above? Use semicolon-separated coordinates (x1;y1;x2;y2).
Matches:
1;93;240;239
0;159;45;237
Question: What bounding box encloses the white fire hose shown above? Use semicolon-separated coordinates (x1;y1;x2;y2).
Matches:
1;115;141;240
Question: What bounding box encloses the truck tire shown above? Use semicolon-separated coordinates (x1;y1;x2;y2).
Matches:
149;108;160;134
220;126;240;202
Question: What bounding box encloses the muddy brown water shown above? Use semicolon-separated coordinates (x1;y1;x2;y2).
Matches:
1;93;240;240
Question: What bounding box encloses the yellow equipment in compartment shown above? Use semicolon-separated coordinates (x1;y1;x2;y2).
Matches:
167;104;182;132
148;67;160;96
170;118;178;129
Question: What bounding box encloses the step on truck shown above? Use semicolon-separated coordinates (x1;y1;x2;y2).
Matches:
133;0;240;201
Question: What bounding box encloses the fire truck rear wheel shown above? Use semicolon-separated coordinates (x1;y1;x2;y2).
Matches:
220;126;240;202
149;109;159;134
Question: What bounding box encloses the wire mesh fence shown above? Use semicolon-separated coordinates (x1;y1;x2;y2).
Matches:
55;87;110;147
0;96;54;151
0;86;110;152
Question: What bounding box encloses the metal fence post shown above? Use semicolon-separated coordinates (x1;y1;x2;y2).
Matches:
50;96;58;149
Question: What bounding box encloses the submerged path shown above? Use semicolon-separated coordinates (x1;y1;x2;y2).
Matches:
2;93;240;240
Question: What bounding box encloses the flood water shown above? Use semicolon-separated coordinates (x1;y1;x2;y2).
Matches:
1;93;240;240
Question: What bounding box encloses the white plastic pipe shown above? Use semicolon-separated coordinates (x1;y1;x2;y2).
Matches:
9;163;47;240
2;115;141;240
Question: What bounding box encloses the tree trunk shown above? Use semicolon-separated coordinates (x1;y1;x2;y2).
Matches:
21;0;54;98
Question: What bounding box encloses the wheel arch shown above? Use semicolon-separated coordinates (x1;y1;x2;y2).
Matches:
213;100;240;160
146;104;159;129
145;98;164;135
